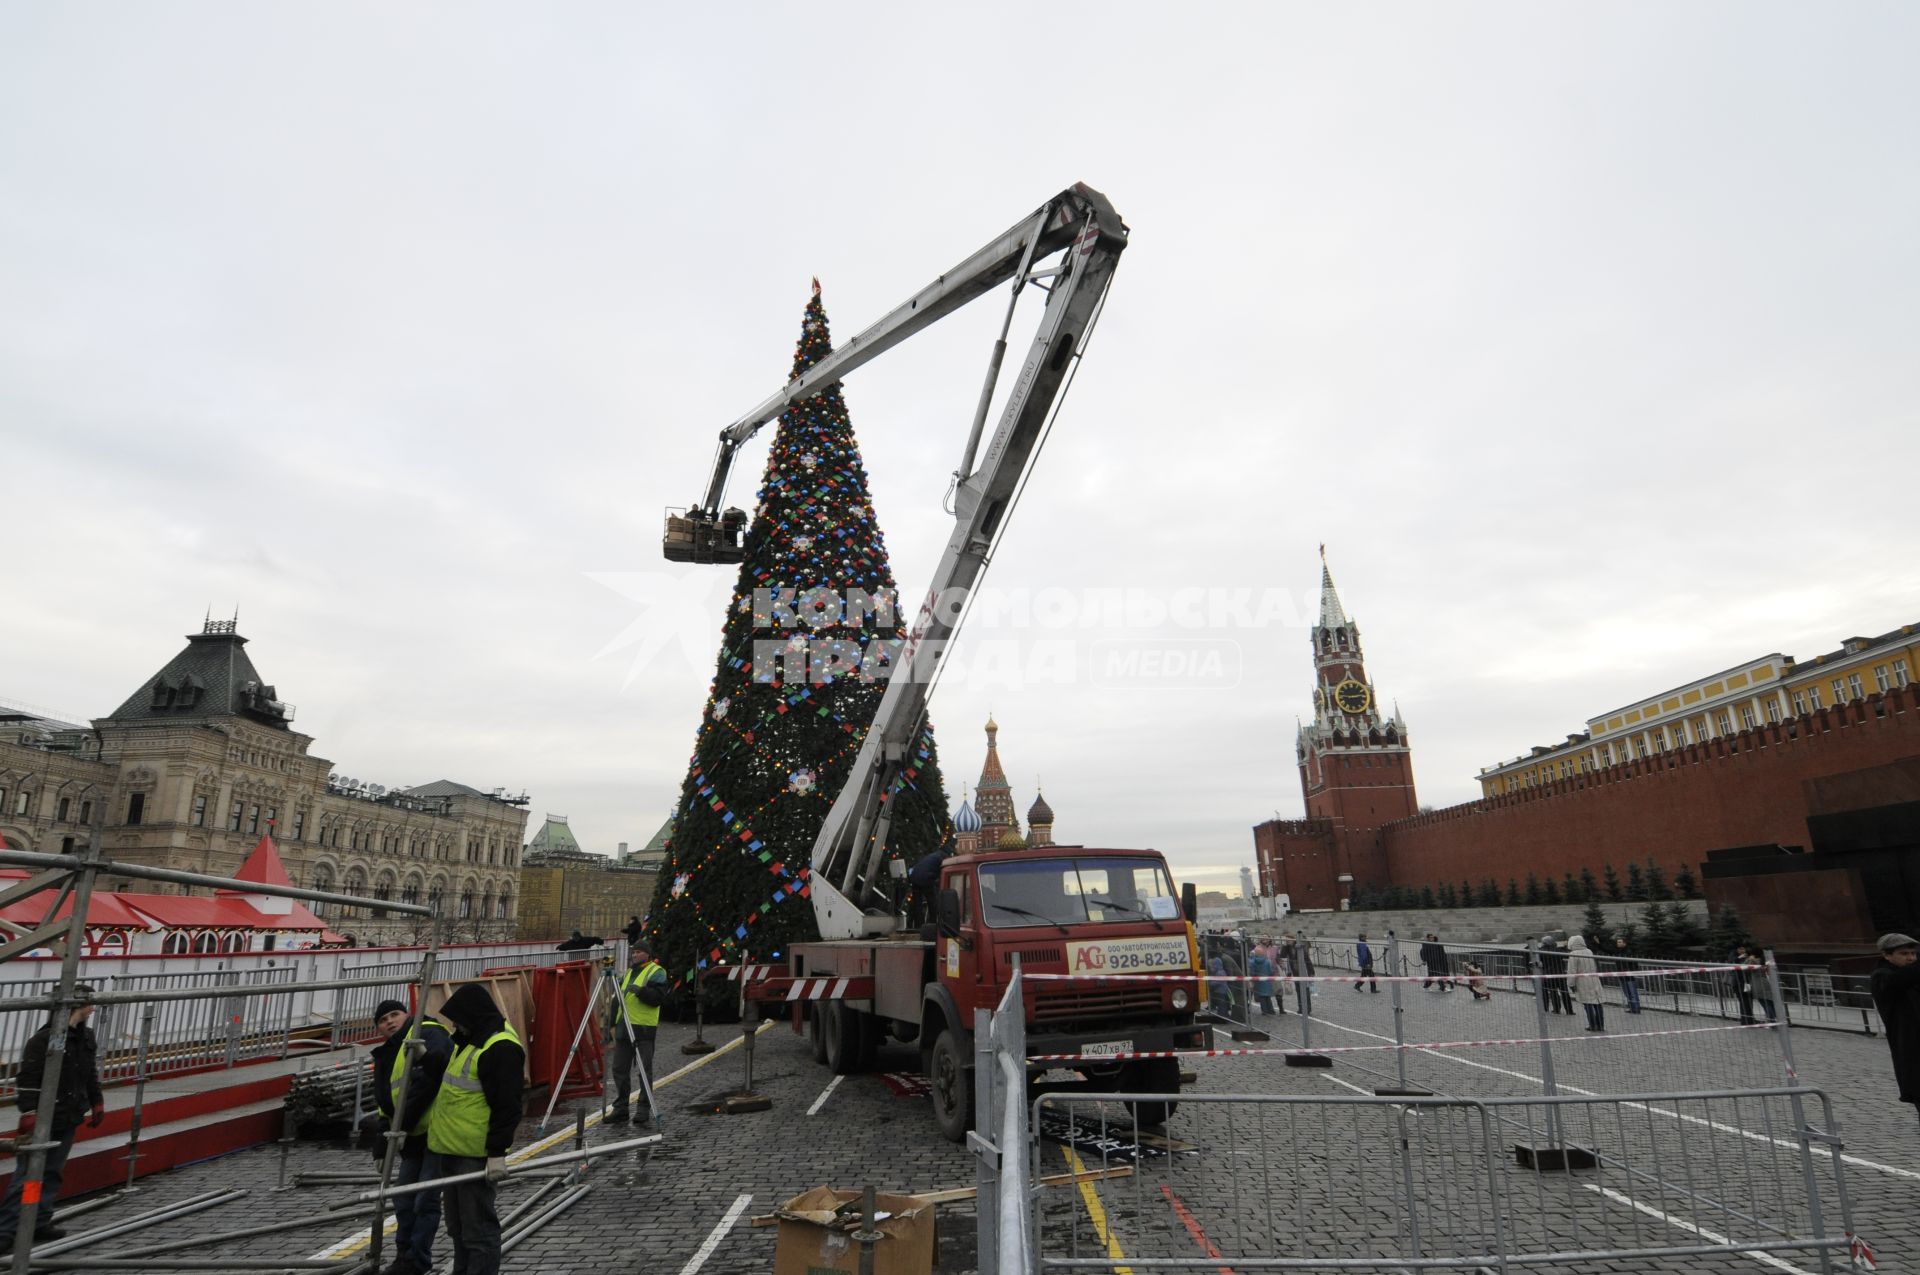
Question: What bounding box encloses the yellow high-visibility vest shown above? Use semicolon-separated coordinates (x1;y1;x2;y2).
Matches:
620;962;665;1027
387;1018;450;1133
427;1025;520;1158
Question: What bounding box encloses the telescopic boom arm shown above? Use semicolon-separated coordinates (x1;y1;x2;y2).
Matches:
667;183;1127;939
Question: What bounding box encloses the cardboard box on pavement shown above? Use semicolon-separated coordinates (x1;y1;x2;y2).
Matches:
772;1187;937;1275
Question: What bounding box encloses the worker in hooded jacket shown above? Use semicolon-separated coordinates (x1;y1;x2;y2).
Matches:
426;984;525;1275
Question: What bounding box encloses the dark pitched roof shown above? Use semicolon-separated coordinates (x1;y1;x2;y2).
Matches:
403;780;490;799
1794;623;1919;668
104;621;296;729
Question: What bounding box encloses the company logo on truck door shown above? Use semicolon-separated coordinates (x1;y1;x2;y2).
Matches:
1069;936;1191;972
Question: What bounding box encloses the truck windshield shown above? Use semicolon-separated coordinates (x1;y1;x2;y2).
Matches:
977;857;1180;929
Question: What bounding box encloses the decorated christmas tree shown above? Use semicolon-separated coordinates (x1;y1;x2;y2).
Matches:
646;281;951;992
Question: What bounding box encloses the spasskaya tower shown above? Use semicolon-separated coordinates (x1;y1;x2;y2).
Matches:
1255;549;1418;907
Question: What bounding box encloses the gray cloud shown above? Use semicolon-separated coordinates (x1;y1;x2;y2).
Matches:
4;2;1916;895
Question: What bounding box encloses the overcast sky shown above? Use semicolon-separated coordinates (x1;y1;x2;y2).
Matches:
4;4;1917;895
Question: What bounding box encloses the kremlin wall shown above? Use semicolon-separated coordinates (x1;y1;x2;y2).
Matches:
1377;687;1919;952
1256;557;1920;957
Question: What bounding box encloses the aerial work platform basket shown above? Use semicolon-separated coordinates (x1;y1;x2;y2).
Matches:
663;507;748;563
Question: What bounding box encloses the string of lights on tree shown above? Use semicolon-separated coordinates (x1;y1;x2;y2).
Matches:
646;281;952;988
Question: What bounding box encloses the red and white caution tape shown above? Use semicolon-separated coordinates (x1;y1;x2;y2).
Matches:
1024;1020;1777;1065
1021;963;1765;986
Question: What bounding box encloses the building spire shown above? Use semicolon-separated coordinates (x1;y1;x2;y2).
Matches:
1318;546;1351;630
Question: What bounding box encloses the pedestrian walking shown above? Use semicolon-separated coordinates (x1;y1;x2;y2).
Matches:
1354;934;1379;993
0;990;104;1248
623;915;643;947
1464;961;1491;1000
1419;934;1454;990
609;940;668;1124
1248;942;1277;1015
1220;944;1247;1020
1207;952;1232;1016
1731;944;1775;1024
1868;932;1920;1129
1538;936;1574;1015
1282;933;1315;1014
427;984;525;1275
1610;936;1641;1014
1567;935;1606;1032
369;997;454;1275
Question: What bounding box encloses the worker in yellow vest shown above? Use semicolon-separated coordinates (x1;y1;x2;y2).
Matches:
427;985;524;1275
369;998;452;1275
608;939;668;1125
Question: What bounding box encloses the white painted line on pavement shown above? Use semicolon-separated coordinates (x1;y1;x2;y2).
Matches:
677;1192;753;1275
1319;1073;1373;1097
1584;1183;1819;1275
806;1073;844;1116
1311;1011;1920;1183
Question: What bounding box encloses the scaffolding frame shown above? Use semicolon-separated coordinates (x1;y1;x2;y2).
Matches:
0;835;438;1275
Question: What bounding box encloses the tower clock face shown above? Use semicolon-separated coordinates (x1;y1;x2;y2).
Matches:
1333;679;1371;714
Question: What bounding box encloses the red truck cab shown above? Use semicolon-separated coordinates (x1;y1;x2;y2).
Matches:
786;846;1212;1142
920;846;1212;1140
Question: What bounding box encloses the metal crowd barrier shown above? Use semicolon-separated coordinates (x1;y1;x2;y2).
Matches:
1107;943;1798;1102
1030;1086;1856;1272
1;966;302;1096
1293;934;1885;1035
2;943;616;1094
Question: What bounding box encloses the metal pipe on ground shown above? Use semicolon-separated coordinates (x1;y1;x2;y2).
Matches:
322;1174;566;1215
93;1200;393;1261
40;1193;120;1224
497;1176;567;1232
350;1136;662;1201
498;1184;593;1257
30;1188;249;1257
423;1180;579;1275
26;1258;369;1271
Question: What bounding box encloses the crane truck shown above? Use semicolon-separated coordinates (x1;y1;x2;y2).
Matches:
665;184;1211;1140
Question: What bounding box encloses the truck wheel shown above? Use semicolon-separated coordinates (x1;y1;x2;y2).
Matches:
822;1002;865;1076
856;1008;884;1069
1122;1057;1180;1128
807;1007;827;1064
929;1029;974;1143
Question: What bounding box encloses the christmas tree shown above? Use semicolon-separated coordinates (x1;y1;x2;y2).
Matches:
646;281;952;991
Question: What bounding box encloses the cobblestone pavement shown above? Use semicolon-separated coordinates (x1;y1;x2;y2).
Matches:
31;992;1920;1274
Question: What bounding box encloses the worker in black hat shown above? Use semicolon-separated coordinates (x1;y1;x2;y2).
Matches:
1870;932;1920;1128
608;939;668;1125
0;987;102;1248
368;997;453;1275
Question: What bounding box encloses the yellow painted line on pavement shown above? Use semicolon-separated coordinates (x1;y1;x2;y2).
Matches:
1062;1146;1131;1275
310;1021;776;1259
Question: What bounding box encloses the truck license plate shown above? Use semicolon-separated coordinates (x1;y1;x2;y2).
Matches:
1081;1040;1133;1057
